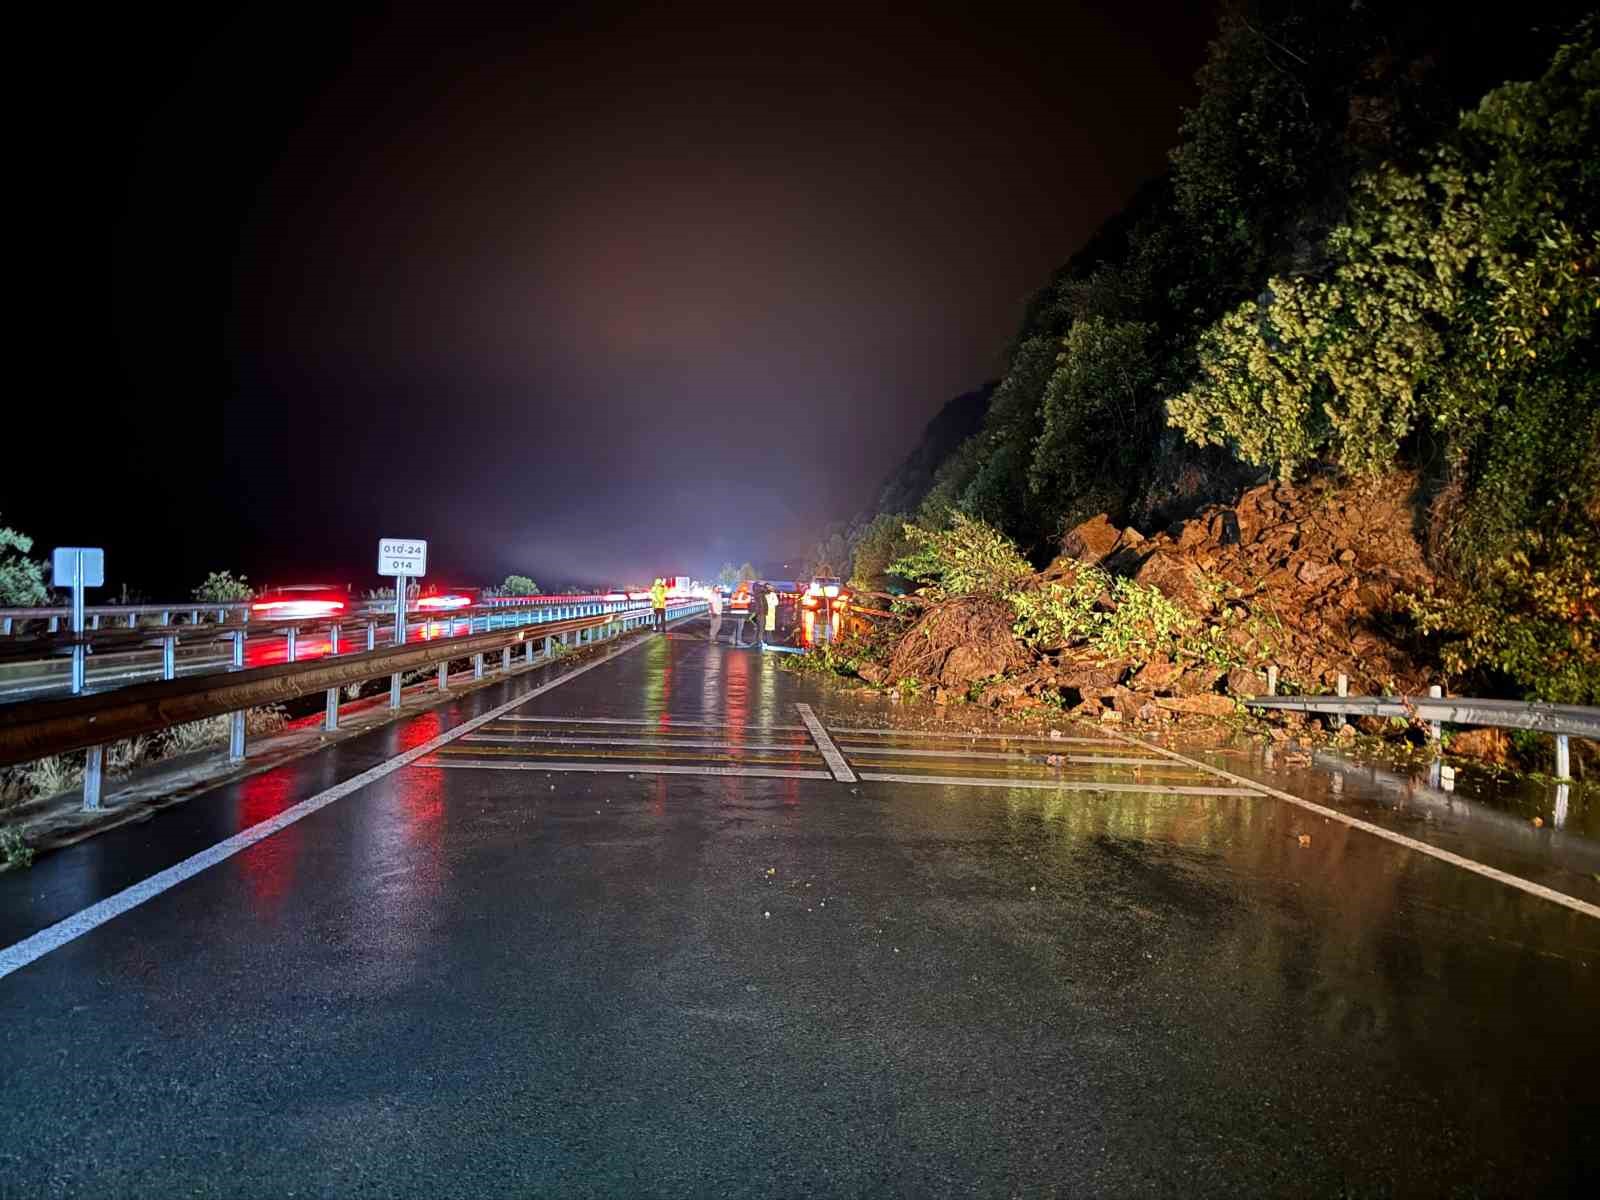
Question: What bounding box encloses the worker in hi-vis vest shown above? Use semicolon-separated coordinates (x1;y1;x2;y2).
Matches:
650;578;668;634
760;584;778;649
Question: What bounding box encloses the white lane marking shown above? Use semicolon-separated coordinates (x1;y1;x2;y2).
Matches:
796;704;857;783
826;726;1121;745
462;734;819;754
837;745;1175;766
0;632;659;981
856;772;1259;797
417;759;832;781
496;715;807;732
1105;732;1600;921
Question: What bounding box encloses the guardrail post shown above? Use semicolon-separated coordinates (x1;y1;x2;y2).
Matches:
90;613;100;630
473;652;484;680
1334;674;1348;729
1266;665;1278;696
1427;685;1443;742
324;686;339;732
229;632;246;761
48;616;59;634
367;621;377;651
524;639;534;665
162;634;176;681
285;626;298;663
544;636;553;658
1555;735;1571;781
189;609;199;624
330;623;342;654
82;745;103;811
501;646;511;673
438;661;449;690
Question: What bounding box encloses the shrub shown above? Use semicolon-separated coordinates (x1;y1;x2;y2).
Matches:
0;518;48;606
501;574;539;596
889;513;1034;600
192;570;253;602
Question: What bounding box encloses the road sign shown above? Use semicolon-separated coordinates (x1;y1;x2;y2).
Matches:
51;547;104;588
377;539;427;577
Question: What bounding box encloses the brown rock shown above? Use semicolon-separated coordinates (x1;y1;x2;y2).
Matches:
1060;513;1123;565
1224;668;1267;698
1450;727;1510;765
1156;693;1237;718
856;663;886;685
1130;657;1183;693
1172;667;1225;697
1133;551;1208;613
1070;697;1104;720
1109;687;1146;722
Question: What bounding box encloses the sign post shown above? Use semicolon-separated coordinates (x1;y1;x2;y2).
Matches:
52;548;104;696
377;539;427;708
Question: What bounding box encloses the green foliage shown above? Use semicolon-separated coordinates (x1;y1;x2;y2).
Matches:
889;513;1034;600
716;562;740;588
0;518;48;607
1406;527;1600;703
0;827;32;870
501;574;540;596
192;570;253;603
1009;571;1104;649
1028;318;1160;528
1171;31;1600;489
849;513;914;591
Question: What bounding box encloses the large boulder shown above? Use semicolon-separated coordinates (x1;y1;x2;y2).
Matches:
1450;727;1510;765
1156;693;1237;718
1060;513;1123;565
1132;551;1210;613
1225;667;1268;698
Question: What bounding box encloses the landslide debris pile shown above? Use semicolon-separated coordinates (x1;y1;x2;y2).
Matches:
860;474;1438;726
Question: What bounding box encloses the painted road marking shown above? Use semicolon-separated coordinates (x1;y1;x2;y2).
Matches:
834;745;1172;766
497;715;807;732
856;772;1259;797
462;734;819;754
0;631;661;982
826;727;1121;745
1104;731;1600;921
437;744;821;767
418;759;832;782
796;704;857;783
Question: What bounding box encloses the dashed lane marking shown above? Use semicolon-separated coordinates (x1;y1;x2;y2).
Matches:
833;745;1172;766
416;759;832;782
825;727;1121;745
796;704;857;783
496;715;807;732
855;771;1260;797
1102;730;1600;921
436;744;821;767
0;629;662;982
462;734;819;754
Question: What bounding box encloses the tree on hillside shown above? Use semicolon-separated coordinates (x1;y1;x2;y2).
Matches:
849;513;914;592
0;518;48;606
716;562;740;588
737;562;756;582
501;574;540;596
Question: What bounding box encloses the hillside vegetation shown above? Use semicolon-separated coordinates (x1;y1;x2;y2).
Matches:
811;2;1598;706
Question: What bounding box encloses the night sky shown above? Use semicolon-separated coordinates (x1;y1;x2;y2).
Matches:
12;2;1215;595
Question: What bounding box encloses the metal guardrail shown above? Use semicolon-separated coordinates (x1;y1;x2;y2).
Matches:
0;595;672;702
1244;688;1594;781
0;599;707;809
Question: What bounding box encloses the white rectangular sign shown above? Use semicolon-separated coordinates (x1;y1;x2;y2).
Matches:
377;538;428;577
52;547;104;588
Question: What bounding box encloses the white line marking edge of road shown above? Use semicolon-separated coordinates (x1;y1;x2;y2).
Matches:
1104;730;1600;921
0;631;660;981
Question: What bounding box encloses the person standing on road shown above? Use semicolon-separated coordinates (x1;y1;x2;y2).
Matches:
706;587;723;643
763;584;779;647
650;577;668;634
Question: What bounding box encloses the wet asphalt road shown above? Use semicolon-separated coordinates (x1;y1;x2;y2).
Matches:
1;624;1596;1197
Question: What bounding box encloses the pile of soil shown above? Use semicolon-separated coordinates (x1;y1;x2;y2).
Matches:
883;595;1031;692
873;473;1443;728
